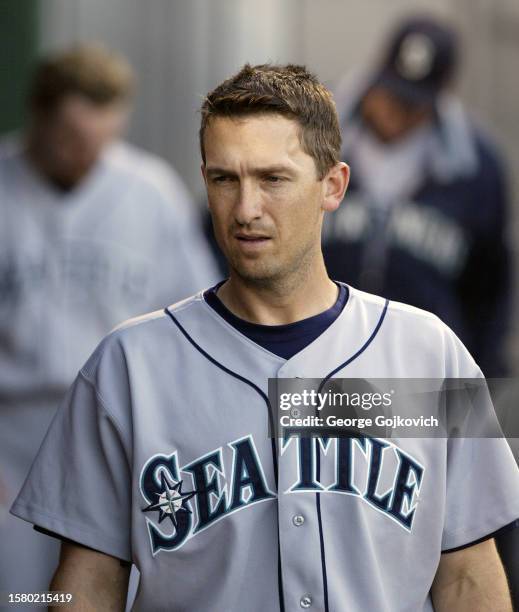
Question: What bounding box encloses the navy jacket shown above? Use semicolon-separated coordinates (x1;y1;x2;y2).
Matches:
323;92;511;377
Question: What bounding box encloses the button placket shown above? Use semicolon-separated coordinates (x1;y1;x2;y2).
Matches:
276;368;323;612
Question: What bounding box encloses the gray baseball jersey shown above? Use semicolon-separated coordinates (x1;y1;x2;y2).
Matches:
0;137;219;403
12;286;519;611
0;137;219;605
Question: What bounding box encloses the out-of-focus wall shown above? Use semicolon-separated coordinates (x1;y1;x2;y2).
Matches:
37;0;519;369
38;0;461;201
0;0;39;134
38;0;302;201
297;0;454;82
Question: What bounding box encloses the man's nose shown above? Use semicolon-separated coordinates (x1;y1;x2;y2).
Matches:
234;180;262;225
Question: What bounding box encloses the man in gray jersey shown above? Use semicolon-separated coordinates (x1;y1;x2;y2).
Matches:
0;44;218;605
11;64;519;611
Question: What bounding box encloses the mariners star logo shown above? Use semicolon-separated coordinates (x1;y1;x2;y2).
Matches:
142;472;196;528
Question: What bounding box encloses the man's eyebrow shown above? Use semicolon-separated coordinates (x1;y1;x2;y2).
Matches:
255;165;296;176
205;167;237;177
205;165;296;176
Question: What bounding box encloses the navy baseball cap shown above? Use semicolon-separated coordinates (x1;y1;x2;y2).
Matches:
371;16;459;107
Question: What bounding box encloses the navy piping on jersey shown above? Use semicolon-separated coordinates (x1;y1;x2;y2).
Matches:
315;297;389;612
315;450;329;612
441;519;519;554
164;307;270;406
164;307;286;612
163;307;276;473
317;298;389;394
163;295;389;612
204;281;349;360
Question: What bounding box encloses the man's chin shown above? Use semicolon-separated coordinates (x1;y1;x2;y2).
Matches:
230;260;281;284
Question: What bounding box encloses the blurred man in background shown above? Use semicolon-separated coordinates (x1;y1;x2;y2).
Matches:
0;44;218;605
324;15;517;602
324;16;511;379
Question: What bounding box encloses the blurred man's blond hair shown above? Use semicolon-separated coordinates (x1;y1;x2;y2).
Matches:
29;43;134;112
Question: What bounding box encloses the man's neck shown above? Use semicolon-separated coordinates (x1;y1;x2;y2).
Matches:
217;262;338;326
24;133;82;193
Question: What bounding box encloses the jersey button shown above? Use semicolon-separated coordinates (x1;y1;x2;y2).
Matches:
300;595;312;608
292;514;305;527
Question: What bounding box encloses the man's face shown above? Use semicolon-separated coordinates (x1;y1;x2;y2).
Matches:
361;87;432;143
202;114;327;285
33;94;129;189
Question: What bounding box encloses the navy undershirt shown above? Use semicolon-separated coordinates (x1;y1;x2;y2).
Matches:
203;281;349;359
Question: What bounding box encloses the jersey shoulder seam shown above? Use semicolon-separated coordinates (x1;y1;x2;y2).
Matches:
347;285;386;307
110;295;204;338
77;370;131;448
111;308;168;334
387;299;443;323
166;292;205;314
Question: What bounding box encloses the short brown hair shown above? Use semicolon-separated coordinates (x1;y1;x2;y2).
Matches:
200;64;341;179
29;43;134;112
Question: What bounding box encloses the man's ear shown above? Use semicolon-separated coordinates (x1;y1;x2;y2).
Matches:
322;162;350;212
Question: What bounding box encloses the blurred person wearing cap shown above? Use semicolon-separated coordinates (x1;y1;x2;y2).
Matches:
324;16;511;380
325;15;518;604
0;44;218;606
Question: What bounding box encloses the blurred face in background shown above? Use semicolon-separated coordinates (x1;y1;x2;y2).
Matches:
203;114;344;287
361;87;433;144
29;94;129;190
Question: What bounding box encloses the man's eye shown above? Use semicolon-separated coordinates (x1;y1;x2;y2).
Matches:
265;175;283;183
213;176;232;183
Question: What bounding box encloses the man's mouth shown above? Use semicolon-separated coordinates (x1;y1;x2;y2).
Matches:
235;233;271;242
233;233;272;251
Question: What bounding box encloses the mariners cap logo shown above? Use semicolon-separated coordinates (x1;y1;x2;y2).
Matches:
396;33;436;81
